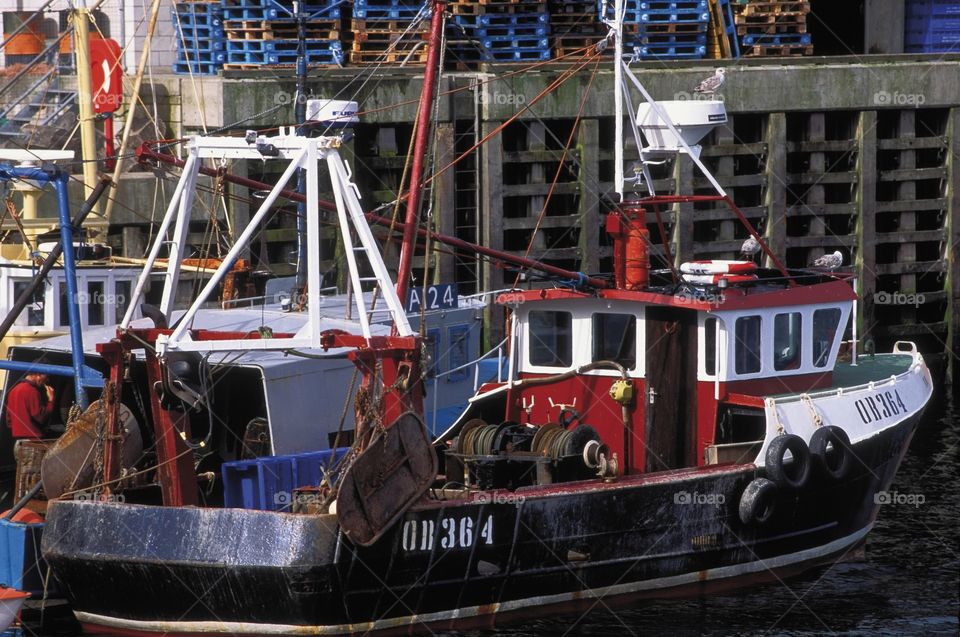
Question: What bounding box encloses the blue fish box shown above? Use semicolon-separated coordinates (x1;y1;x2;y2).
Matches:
222;448;348;511
0;517;51;596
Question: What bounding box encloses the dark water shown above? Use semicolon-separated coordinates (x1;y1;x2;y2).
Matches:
25;389;959;637
453;385;960;637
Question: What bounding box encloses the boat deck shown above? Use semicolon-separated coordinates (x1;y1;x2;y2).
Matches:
831;354;914;388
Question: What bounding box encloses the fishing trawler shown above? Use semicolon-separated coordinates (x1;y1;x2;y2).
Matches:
38;1;933;634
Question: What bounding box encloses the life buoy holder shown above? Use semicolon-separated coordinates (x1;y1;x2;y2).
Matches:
764;433;811;490
809;425;853;482
680;260;757;275
738;477;777;525
680;273;758;286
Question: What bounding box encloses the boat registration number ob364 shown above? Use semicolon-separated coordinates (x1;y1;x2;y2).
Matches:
401;515;494;552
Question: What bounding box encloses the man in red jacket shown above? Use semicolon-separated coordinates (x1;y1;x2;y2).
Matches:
6;372;54;440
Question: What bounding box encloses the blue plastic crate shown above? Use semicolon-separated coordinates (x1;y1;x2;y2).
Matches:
222;447;349;511
0;518;50;596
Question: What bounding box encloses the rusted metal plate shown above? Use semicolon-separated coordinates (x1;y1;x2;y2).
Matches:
336;411;437;547
41;401;141;499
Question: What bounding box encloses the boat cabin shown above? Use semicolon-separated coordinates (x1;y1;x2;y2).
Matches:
481;271;855;476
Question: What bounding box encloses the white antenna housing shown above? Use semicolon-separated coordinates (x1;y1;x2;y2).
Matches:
305;99;360;126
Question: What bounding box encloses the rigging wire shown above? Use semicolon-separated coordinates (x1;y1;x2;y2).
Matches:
512;54;602;287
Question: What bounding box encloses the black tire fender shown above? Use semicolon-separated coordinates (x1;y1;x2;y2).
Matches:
739;477;777;525
765;433;811;490
809;425;853;482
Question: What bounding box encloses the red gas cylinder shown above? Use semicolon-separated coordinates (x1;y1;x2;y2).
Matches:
606;203;649;291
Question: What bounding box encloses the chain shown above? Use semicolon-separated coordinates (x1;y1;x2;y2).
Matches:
91;385;113;496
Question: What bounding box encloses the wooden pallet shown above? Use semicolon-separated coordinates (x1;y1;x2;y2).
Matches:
736;22;807;35
742;43;812;56
350;18;431;33
349;48;429;64
737;1;810;17
226;26;341;40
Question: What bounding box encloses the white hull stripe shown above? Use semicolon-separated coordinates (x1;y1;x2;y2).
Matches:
75;524;872;635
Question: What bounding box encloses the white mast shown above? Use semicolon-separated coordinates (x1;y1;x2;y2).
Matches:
613;0;624;201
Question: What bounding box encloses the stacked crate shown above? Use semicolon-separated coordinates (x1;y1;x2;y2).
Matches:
350;0;432;65
447;1;552;68
548;1;606;58
598;0;710;61
172;2;225;75
706;0;739;59
733;0;812;57
904;0;960;53
223;0;344;69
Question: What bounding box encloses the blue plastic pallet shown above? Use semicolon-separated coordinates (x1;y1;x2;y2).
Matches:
484;49;552;61
481;36;550;49
477;12;550;26
176;39;226;52
268;49;343;64
638;43;705;57
226;38;341;52
641;32;707;44
598;0;706;19
717;0;739;58
173;61;221;75
471;25;551;38
222;5;285;20
353;0;430;21
905;0;960;17
905;29;960;45
222;448;349;511
741;32;812;46
174;25;226;40
907;16;960;29
176;48;226;63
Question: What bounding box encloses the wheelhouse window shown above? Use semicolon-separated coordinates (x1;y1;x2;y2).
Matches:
447;325;470;381
87;280;105;325
115;280;131;323
734;316;762;374
773;312;802;371
813;308;842;368
58;282;69;327
704;317;717;376
528;310;572;368
592;313;636;370
13;281;44;326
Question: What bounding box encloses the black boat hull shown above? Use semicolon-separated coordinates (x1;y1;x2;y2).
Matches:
42;411;919;636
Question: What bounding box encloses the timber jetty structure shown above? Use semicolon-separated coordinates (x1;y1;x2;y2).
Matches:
10;56;960;383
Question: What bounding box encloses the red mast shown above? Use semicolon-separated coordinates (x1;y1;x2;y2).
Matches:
394;0;447;317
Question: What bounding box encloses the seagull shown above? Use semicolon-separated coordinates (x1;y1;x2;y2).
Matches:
813;250;844;270
694;68;725;97
740;236;761;260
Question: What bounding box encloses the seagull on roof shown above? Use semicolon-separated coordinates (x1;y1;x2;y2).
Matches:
740;236;761;260
813;250;844;270
694;68;725;97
